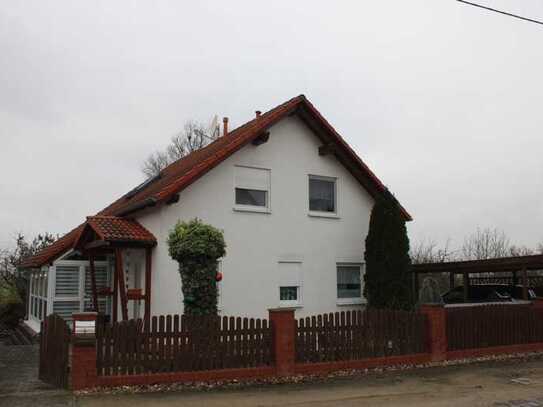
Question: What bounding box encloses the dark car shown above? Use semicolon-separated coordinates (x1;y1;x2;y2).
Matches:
442;284;536;304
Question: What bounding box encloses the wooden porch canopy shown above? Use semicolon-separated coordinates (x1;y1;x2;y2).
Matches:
412;254;543;302
74;216;157;323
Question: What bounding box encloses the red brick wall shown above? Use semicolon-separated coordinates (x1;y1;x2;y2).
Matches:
420;304;447;362
69;306;543;390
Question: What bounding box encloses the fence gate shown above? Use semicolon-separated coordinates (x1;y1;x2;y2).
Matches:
39;314;71;388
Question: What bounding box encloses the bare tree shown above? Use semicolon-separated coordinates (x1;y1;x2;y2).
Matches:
410;239;455;264
1;233;57;325
508;245;535;257
142;120;217;178
411;239;456;293
461;228;513;260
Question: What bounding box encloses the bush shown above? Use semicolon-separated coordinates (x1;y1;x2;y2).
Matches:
0;280;25;328
167;218;226;315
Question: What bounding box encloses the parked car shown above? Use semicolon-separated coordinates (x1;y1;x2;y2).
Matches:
442;284;536;304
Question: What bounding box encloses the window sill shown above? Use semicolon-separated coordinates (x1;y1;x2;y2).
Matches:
233;206;271;214
308;211;340;219
337;299;366;306
278;302;303;309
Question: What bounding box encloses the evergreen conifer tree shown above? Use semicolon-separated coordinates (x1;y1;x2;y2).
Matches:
364;191;413;310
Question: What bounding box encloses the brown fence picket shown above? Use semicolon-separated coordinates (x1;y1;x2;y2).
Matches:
447;304;543;351
96;313;274;376
295;309;429;363
39;314;70;388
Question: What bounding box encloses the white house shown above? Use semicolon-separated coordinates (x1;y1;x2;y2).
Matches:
20;95;411;332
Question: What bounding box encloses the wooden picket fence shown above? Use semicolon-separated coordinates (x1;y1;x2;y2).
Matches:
447;304;543;351
295;309;428;363
39;314;71;388
96;315;273;376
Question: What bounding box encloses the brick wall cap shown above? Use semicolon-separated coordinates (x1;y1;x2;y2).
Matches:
419;303;445;309
73;312;98;321
268;307;297;313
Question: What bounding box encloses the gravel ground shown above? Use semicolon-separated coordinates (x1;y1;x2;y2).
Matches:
76;356;543;407
4;340;543;407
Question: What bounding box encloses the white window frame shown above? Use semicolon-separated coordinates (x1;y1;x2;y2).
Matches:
51;259;110;320
233;165;271;214
279;285;302;308
336;263;365;305
308;174;339;218
29;269;48;322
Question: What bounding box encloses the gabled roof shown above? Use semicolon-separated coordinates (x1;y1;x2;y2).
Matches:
74;216;156;250
20;94;411;268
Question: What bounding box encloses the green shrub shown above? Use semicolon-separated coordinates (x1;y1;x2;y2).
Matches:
167;218;226;315
0;280;24;327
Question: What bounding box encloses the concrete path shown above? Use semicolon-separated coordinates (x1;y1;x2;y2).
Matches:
0;343;72;407
76;358;543;407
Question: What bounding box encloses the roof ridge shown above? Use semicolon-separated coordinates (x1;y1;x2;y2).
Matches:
19;93;410;269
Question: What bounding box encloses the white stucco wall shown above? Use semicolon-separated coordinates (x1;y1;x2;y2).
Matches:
137;116;375;319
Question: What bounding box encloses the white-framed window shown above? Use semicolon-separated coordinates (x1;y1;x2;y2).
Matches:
234;165;271;213
336;263;364;305
29;270;48;322
51;260;111;321
277;261;302;307
308;175;337;215
53;265;81;319
279;286;300;306
84;264;111;315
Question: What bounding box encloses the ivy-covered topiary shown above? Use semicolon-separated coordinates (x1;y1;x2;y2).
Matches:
167;218;226;315
364;190;413;310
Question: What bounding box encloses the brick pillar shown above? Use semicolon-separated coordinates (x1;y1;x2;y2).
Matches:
532;298;543;311
71;312;99;390
419;304;447;362
268;308;296;376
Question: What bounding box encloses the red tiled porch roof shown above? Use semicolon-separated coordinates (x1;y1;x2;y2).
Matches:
78;216;157;247
20;94;411;268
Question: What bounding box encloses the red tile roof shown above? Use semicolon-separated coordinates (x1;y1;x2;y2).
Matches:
20;94;411;268
78;216;156;247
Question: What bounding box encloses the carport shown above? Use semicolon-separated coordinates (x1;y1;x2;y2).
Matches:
411;254;543;302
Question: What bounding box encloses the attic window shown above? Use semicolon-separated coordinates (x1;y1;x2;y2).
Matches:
234;166;270;213
124;174;161;200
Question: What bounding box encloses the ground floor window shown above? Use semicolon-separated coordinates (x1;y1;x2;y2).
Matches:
337;263;363;303
279;286;300;306
29;270;47;321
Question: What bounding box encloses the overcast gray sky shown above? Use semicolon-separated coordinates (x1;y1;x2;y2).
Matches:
1;0;542;252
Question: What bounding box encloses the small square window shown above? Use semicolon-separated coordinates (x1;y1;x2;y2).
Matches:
280;286;299;302
309;176;336;212
235;188;267;207
337;264;362;299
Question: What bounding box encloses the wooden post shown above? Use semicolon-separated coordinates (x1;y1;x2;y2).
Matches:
449;272;455;290
522;268;528;300
89;253;99;313
512;270;518;286
115;248;129;321
463;272;469;303
112;256;118;323
412;272;419;304
144;247;152;326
